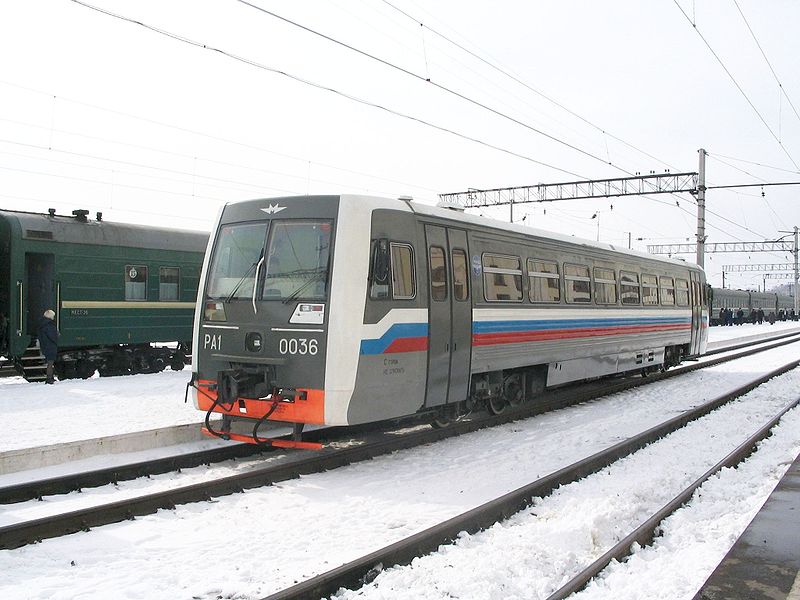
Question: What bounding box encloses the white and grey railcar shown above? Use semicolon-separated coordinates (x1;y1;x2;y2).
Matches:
191;195;708;448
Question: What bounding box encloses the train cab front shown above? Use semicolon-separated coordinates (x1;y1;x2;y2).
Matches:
191;197;337;450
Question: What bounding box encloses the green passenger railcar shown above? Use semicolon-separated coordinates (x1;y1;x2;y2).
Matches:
0;208;208;381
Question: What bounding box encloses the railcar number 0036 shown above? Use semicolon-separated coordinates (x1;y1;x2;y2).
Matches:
278;338;319;356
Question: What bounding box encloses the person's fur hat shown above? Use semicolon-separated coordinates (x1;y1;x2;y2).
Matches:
43;309;55;320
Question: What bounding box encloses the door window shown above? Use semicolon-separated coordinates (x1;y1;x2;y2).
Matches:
452;249;469;301
429;246;447;302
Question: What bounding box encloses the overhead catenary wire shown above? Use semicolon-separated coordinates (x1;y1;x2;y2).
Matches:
0;80;442;197
69;0;591;180
673;0;800;171
232;0;632;174
733;0;800;129
707;151;800;176
12;0;792;256
378;0;682;174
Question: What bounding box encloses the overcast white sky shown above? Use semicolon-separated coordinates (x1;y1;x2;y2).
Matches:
2;0;800;289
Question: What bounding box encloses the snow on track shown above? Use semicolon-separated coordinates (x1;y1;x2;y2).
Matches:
333;373;800;600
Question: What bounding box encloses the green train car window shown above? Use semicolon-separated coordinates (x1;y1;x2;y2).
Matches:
160;267;180;301
125;265;148;301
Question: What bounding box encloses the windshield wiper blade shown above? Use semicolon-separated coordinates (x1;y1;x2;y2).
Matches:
224;260;259;304
283;270;327;304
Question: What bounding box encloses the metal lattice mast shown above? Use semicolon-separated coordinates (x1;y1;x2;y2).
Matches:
438;173;699;207
722;263;797;272
647;241;794;254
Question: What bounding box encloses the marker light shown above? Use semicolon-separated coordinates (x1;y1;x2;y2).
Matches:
205;301;227;322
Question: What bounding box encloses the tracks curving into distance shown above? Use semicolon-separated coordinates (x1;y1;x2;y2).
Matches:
1;332;799;553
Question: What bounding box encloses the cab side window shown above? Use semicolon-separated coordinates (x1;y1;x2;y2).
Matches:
390;243;416;300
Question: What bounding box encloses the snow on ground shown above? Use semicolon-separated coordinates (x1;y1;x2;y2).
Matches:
332;370;800;600
0;338;798;599
0;370;197;453
705;319;800;346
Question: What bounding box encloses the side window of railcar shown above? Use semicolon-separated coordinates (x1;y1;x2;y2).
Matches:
593;267;617;305
429;246;448;302
390;243;416;300
620;271;640;305
159;267;180;301
641;274;659;305
483;254;523;302
528;259;560;303
564;263;591;303
125;265;148;301
452;249;469;301
660;276;675;305
675;278;689;306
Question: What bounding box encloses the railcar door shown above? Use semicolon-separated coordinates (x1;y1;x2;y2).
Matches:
689;271;702;355
25;253;54;336
424;225;472;407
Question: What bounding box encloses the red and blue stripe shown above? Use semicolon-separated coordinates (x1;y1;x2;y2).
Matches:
359;323;429;355
359;316;691;355
472;316;691;346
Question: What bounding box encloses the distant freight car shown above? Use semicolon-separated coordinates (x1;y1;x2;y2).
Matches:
0;208;208;381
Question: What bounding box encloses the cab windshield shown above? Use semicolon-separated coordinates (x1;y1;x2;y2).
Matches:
207;220;332;302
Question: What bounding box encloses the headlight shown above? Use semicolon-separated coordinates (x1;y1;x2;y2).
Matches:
204;301;227;321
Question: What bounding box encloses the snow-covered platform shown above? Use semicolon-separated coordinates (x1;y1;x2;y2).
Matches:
693;453;800;600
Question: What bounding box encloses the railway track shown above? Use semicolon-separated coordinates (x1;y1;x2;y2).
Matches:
1;334;799;552
4;330;799;505
264;367;800;600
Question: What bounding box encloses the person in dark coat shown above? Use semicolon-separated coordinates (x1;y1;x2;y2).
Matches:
37;309;59;384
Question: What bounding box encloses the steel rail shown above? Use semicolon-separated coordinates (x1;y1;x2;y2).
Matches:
1;336;798;550
261;360;800;600
5;329;799;506
0;442;271;504
546;396;800;600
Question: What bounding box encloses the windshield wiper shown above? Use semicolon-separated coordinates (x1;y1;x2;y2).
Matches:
223;260;260;304
283;270;327;304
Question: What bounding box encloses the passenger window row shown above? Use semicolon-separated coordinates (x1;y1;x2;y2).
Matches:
481;254;694;307
370;241;701;308
124;265;181;301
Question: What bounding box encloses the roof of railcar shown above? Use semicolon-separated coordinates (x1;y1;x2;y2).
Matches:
0;208;208;253
399;197;704;272
217;194;706;273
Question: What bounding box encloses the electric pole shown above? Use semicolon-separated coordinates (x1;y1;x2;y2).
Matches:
795;226;799;314
696;149;707;268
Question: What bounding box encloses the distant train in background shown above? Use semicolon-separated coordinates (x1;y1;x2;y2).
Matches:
709;287;796;325
0;208;207;381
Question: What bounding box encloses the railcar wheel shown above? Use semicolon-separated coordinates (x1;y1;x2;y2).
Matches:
76;359;95;379
486;394;506;415
431;416;451;429
504;374;524;408
170;351;186;371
